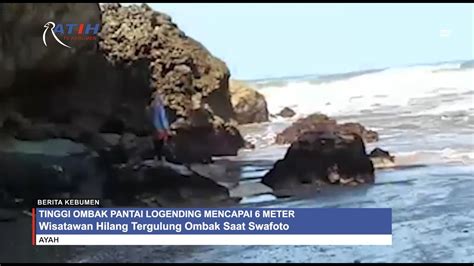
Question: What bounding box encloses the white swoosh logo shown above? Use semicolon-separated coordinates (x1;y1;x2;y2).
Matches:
43;22;72;49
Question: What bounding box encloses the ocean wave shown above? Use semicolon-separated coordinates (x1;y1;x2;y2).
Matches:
257;62;474;119
393;148;474;166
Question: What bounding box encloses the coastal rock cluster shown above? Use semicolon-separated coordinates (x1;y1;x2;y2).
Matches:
263;129;376;197
262;112;390;196
0;3;248;210
0;3;393;213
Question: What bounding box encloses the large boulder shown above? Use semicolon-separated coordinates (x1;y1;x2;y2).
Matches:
228;80;269;124
275;113;378;144
99;3;235;125
263;131;375;197
98;3;245;158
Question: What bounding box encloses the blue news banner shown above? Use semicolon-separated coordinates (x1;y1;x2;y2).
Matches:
33;208;392;245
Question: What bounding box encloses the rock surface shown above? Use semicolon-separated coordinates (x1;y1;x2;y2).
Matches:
277;107;296;118
0;138;106;208
0;3;243;151
99;3;235;126
106;162;239;207
228;80;269;124
369;147;396;169
0;3;245;209
0;3;101;91
263;131;375;197
275;113;378;145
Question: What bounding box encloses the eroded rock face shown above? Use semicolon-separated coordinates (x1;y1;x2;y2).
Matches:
229;80;269;124
263;131;375;197
0;3;243;149
99;3;235;125
98;3;245;157
275;113;378;145
0;3;245;208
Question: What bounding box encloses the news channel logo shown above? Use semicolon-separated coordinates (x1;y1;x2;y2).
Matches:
42;21;100;49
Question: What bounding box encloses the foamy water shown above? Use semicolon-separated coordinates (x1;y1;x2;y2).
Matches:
257;63;473;118
247;61;474;165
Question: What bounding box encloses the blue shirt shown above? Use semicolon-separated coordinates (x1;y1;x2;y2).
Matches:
152;96;170;131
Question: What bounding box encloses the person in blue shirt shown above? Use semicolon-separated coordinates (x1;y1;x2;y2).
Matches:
151;94;171;161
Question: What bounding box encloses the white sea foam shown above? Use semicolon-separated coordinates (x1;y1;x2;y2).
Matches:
245;62;474;166
257;63;474;118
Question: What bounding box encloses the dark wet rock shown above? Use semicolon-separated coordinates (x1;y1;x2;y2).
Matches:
277;107;296;118
0;207;20;222
100;133;121;147
275;113;378;145
108;163;239;207
0;3;101;91
14;123;62;141
263;131;375;197
229;80;269;124
0;138;108;208
0;153;72;206
0;188;18;210
369;147;395;169
164;124;245;164
354;259;361;263
369;147;394;160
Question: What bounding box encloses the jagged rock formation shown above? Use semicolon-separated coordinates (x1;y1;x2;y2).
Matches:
99;3;236;126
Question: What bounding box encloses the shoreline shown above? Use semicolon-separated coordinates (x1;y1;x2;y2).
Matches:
1;159;470;262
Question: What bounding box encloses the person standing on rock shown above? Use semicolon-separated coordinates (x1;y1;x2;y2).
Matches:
151;93;172;162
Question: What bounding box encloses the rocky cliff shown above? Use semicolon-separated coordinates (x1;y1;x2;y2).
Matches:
99;4;236;126
0;3;243;151
0;3;244;209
